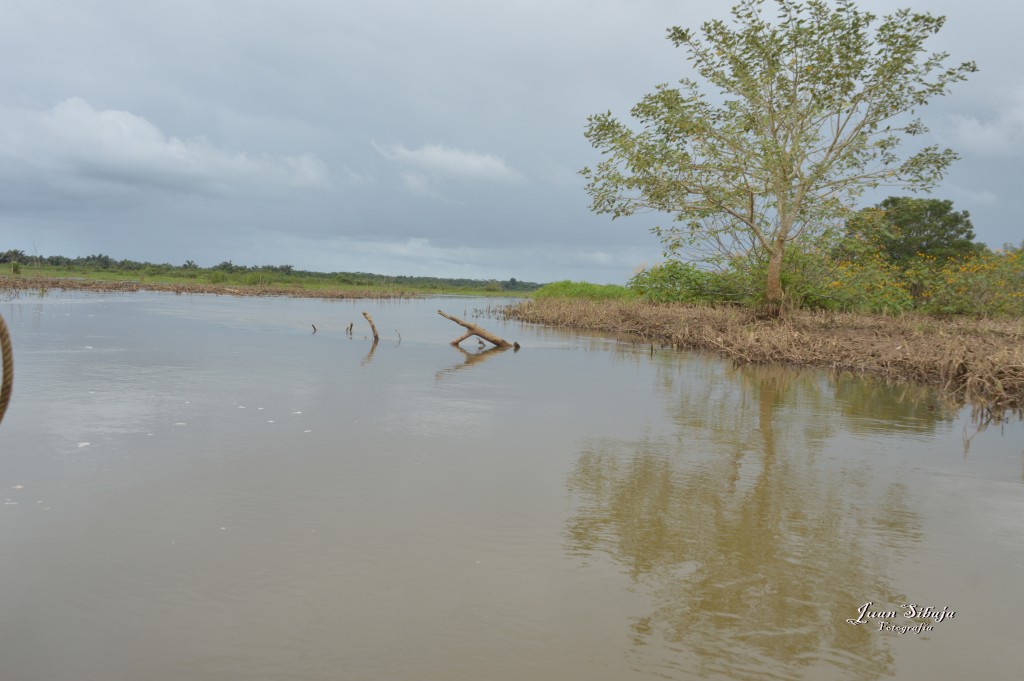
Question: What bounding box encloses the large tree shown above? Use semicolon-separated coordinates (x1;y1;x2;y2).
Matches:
847;196;980;264
582;0;975;313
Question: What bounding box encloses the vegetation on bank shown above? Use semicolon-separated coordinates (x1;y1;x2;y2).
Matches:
503;298;1024;415
0;251;541;296
574;3;1021;318
534;280;633;300
626;224;1024;317
528;201;1024;318
582;1;976;315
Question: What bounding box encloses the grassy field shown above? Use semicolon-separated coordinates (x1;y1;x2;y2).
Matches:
2;263;536;298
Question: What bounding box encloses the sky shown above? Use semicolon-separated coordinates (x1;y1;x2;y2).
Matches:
1;0;1021;284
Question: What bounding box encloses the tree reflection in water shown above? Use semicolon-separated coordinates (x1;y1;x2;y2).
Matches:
565;362;942;680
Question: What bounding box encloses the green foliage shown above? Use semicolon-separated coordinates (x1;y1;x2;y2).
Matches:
0;249;544;295
631;247;852;310
846;197;980;264
0;250;28;264
747;247;847;310
627;232;1013;317
903;251;1024;316
822;242;1024;316
628;261;753;304
534;281;634;300
826;254;915;315
581;0;975;311
81;254;114;269
243;272;273;286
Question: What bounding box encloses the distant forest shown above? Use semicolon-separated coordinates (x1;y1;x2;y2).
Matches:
0;250;543;292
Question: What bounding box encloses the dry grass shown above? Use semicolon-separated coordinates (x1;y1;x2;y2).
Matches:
503;298;1024;415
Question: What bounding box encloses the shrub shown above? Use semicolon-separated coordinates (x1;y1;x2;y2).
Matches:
906;250;1024;316
534;280;633;300
825;254;914;314
629;260;755;305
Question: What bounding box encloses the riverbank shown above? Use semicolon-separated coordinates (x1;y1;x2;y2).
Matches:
502;298;1024;414
0;276;415;299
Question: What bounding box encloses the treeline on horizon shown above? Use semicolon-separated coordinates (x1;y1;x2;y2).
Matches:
0;250;542;293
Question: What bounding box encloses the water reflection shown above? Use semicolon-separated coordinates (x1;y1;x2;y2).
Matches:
565;362;933;679
833;376;954;435
361;338;379;365
435;345;511;380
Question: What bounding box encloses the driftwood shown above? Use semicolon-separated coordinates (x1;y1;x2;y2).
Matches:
362;312;379;342
437;309;518;349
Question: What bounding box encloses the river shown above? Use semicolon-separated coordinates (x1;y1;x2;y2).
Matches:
1;291;1021;680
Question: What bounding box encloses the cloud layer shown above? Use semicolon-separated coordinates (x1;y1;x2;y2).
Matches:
0;0;1020;282
0;98;328;204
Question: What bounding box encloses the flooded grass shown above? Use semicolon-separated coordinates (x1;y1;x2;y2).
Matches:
503;298;1024;415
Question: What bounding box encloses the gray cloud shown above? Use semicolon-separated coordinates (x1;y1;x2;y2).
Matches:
0;98;328;204
939;86;1024;158
374;142;526;185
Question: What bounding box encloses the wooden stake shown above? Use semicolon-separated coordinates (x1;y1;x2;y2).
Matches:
437;309;513;348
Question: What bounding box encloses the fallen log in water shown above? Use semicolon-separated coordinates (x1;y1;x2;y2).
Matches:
438;309;517;349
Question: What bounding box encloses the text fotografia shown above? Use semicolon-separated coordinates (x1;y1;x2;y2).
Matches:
847;602;956;634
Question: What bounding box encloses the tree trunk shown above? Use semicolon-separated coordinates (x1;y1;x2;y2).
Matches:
762;244;785;318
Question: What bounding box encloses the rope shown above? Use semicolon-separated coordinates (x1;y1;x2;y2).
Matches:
0;312;12;426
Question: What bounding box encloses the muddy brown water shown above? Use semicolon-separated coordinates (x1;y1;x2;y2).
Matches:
1;292;1021;681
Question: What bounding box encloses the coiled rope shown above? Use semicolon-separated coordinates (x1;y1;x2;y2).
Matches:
0;313;12;426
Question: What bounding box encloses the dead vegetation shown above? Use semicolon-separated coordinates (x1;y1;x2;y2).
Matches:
502;298;1024;415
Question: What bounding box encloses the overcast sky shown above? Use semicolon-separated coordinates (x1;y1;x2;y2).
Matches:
1;0;1020;283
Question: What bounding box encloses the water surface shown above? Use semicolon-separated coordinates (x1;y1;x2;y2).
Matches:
1;292;1021;680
